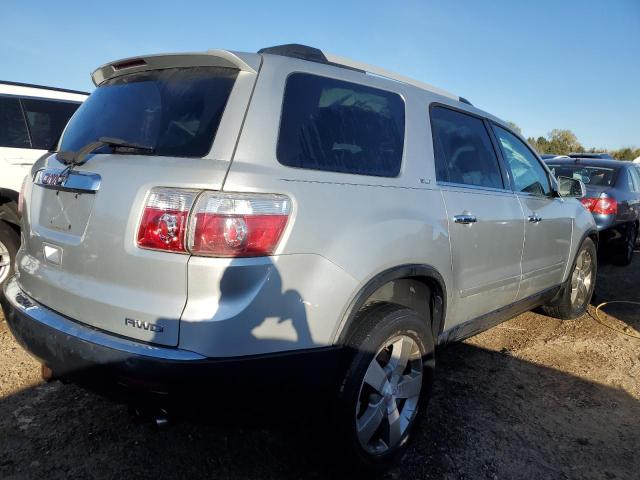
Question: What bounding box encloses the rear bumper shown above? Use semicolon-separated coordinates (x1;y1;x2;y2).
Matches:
592;213;617;232
593;215;632;246
2;276;344;408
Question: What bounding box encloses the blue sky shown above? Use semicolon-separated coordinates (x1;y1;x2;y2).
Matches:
1;0;638;149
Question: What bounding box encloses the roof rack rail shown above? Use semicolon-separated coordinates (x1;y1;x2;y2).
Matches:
258;44;459;101
0;80;89;96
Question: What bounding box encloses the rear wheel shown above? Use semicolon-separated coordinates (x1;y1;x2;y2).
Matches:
334;303;435;471
542;238;597;320
0;221;19;300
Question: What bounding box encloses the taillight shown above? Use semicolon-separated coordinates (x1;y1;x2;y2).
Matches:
580;197;617;215
17;175;28;216
580;198;597;211
137;188;199;253
188;192;290;257
137;189;291;257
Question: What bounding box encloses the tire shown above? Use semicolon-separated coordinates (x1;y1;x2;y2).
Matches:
0;221;19;301
333;302;435;472
613;222;637;266
541;238;597;320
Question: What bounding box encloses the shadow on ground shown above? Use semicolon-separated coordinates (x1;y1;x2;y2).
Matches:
1;253;639;479
0;339;638;480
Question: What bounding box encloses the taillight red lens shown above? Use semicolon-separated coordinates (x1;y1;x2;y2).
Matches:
580;198;597;211
137;188;198;253
580;197;617;215
188;193;290;257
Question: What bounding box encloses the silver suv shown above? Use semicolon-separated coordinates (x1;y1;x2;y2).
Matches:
2;44;597;470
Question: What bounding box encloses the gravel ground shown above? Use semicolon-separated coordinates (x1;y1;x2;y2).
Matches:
1;254;639;479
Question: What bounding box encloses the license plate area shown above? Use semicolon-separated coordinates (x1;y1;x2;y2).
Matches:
37;188;95;237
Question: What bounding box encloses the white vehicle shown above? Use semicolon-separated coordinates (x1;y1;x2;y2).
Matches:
0;81;87;293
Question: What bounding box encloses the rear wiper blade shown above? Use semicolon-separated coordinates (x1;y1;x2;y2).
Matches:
100;136;155;154
57;137;154;166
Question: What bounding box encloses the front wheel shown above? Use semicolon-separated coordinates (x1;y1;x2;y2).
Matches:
334;303;435;471
542;237;597;320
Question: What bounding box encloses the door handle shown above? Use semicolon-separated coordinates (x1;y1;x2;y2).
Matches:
453;214;477;224
528;214;543;223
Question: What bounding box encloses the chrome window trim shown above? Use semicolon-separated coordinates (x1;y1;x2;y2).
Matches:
514;191;556;200
436;180;514;195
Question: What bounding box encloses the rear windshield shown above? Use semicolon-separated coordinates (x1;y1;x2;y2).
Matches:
547;164;618;187
277;73;405;177
60;67;237;158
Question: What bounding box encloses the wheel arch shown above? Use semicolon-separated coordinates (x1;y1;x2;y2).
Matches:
561;227;598;285
335;264;447;345
586;228;599;249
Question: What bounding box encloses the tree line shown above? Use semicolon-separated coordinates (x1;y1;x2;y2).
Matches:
507;122;639;160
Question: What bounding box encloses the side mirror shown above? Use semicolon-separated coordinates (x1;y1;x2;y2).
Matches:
557;176;586;198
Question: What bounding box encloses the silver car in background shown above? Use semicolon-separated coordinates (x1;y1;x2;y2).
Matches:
2;44;597;471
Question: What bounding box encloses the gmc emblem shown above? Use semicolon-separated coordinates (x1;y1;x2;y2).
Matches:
40;172;69;187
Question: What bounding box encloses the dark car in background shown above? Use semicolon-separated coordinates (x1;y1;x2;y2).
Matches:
545;158;640;265
568;153;614;160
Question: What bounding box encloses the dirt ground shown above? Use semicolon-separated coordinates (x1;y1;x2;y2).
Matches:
1;253;639;479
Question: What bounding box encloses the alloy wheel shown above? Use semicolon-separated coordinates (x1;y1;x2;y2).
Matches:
355;335;423;455
0;239;11;284
570;248;594;307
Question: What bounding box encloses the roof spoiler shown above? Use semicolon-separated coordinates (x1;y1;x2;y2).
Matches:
91;50;261;86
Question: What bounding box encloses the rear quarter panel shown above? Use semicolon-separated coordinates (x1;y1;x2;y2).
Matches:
221;55;453;345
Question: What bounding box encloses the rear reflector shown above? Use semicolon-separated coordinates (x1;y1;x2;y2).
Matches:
580;197;617;215
188;192;290;257
137;188;199;253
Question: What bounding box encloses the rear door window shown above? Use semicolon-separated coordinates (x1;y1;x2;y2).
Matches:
0;96;30;148
430;106;504;189
625;169;635;192
277;73;405;177
492;125;551;196
60;67;238;158
628;167;640;192
21;98;81;150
